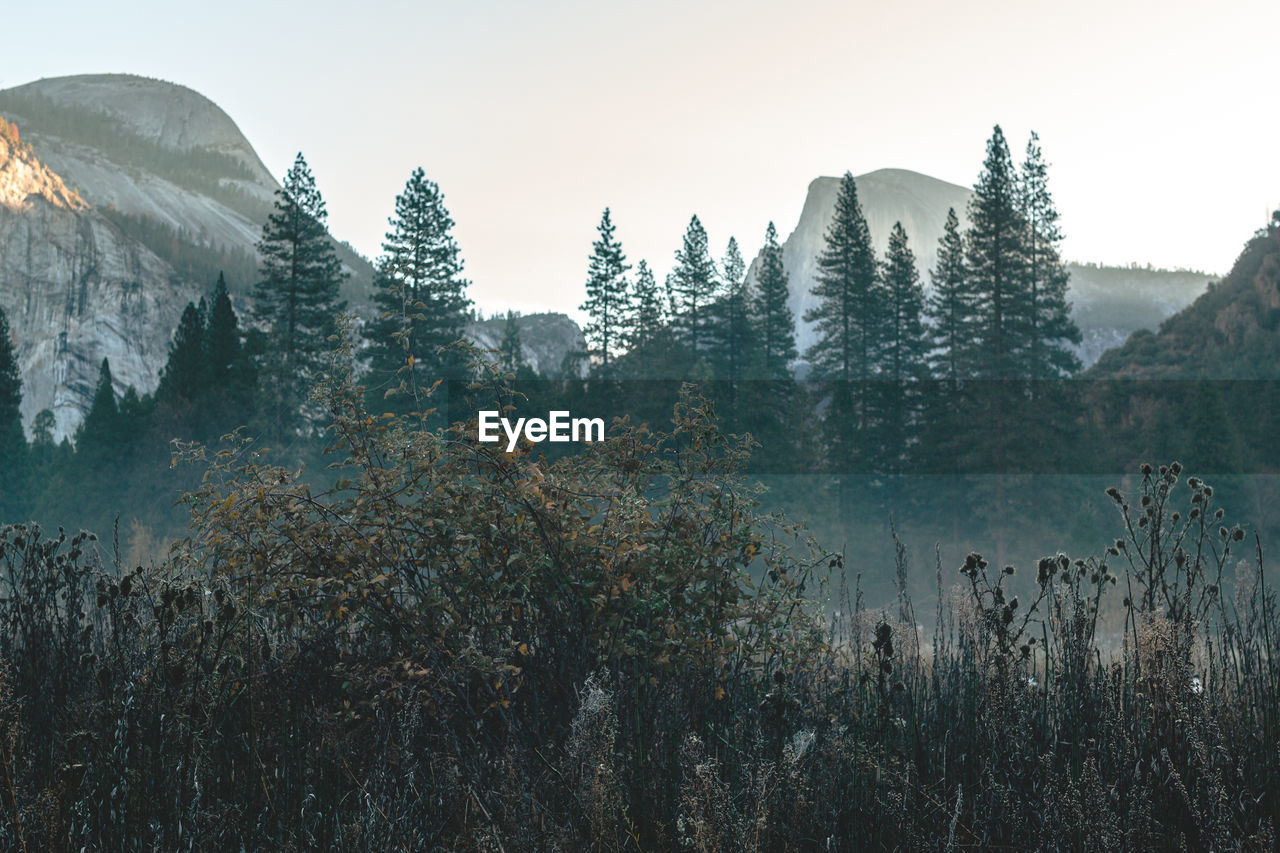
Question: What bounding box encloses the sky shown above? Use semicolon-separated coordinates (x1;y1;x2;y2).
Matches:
3;0;1279;320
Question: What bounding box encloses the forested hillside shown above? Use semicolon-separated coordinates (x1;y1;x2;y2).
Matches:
1092;214;1280;377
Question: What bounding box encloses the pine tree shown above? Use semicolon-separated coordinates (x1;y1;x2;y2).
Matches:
804;172;882;381
155;302;207;403
708;236;754;382
497;311;528;375
752;222;797;380
368;167;472;407
920;207;975;474
255;153;347;371
76;358;119;456
205;272;242;388
670;215;719;353
965;126;1031;379
880;224;929;383
0;307;26;518
722;236;746;294
254;153;347;428
926;208;973;385
804;172;883;488
626;259;665;353
873;223;929;471
580;208;631;376
618;259;675;379
1018;133;1082;378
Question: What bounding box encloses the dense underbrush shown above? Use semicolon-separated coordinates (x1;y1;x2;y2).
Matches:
0;362;1276;850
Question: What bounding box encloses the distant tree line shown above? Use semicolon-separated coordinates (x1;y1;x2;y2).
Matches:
5;126;1276;536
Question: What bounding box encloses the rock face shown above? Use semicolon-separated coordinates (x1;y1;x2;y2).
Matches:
465;312;587;377
0;75;273;269
0;74;388;441
754;168;1212;366
11;74;276;180
0;74;373;304
0;74;590;442
0;126;199;440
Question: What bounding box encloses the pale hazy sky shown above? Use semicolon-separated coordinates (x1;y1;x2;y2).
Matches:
4;0;1279;319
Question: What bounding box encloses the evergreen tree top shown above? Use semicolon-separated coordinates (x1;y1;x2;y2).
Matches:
722;236;745;293
804;172;881;380
380;167;469;296
283;152;327;222
753;220;798;380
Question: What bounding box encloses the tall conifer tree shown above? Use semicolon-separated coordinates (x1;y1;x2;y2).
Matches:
1018;133;1081;378
920;207;975;473
926;208;973;384
368;167;472;407
709;236;754;382
881;224;929;383
626;259;665;353
804;172;882;484
205;272;242;388
254;153;347;429
580;208;631;376
752;222;797;380
874;223;930;471
965;127;1030;379
804;172;882;381
670;215;718;353
156;302;207;403
76;358;119;456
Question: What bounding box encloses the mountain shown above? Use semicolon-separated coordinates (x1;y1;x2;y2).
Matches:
752;168;1213;366
0;74;375;303
1090;216;1280;378
0;74;595;441
466;312;587;377
0;115;202;440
